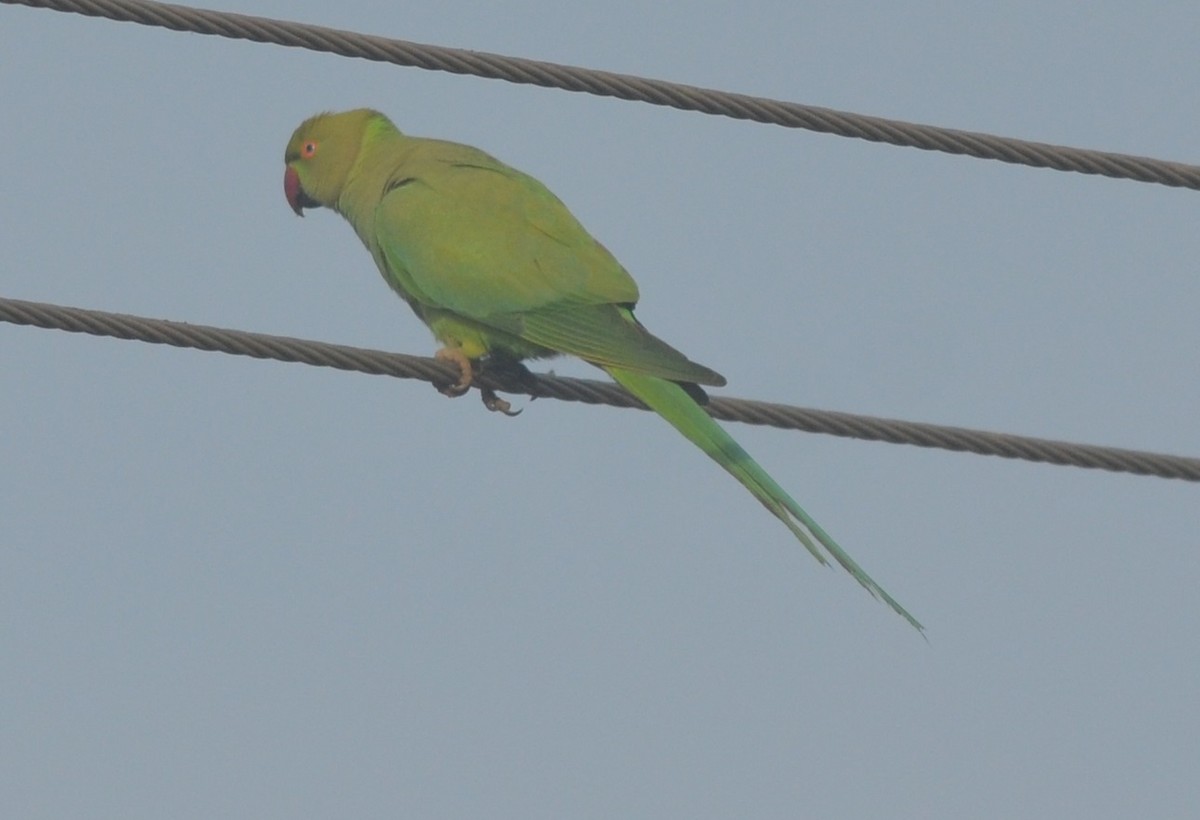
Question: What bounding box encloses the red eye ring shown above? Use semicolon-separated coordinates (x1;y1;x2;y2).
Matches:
301;140;319;159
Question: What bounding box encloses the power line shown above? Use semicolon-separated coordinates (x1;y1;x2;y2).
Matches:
8;0;1200;191
4;295;1198;483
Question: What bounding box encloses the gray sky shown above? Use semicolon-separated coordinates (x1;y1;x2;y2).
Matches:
4;2;1198;817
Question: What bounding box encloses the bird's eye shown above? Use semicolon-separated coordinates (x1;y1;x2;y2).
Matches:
301;141;319;159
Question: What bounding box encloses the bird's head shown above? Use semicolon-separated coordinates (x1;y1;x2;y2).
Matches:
283;108;381;216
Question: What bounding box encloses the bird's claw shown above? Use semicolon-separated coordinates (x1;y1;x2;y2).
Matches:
481;386;521;416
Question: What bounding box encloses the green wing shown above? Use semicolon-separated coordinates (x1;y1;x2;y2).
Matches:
371;141;723;386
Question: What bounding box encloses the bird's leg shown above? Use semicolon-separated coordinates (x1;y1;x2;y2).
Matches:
474;352;537;416
434;346;473;397
524;367;550;402
484;354;541;396
476;354;519;416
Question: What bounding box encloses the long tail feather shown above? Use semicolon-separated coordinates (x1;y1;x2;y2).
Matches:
607;366;922;631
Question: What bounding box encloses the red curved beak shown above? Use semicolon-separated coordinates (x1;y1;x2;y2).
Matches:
284;165;306;216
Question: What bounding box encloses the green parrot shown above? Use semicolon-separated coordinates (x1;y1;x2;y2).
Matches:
284;108;920;630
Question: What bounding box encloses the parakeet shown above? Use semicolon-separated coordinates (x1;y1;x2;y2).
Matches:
284;108;920;630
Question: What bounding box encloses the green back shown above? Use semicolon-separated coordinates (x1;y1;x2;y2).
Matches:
351;131;724;386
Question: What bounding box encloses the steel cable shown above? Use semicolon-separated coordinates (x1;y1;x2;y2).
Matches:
7;0;1200;190
5;295;1198;482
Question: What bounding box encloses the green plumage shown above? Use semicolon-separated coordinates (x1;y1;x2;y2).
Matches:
284;108;920;630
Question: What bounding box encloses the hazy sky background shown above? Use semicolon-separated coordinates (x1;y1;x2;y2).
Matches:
3;2;1198;817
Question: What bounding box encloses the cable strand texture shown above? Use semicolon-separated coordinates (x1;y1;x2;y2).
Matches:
8;0;1200;190
5;295;1198;483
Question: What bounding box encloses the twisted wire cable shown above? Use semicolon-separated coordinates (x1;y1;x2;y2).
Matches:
5;295;1197;482
7;0;1200;190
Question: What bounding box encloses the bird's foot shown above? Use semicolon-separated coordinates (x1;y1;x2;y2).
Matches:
480;352;540;403
433;347;524;416
473;352;536;415
434;347;473;397
480;386;521;416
